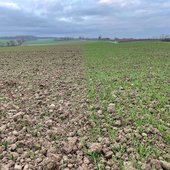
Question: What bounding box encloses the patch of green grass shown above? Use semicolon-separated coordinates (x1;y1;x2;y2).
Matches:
89;151;102;170
31;130;39;137
7;153;15;161
25;149;36;160
0;140;9;150
84;41;170;168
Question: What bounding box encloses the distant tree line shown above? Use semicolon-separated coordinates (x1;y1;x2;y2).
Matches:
0;39;25;47
160;34;170;42
54;37;76;41
96;35;170;42
6;39;25;46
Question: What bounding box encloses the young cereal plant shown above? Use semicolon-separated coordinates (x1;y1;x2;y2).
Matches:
81;139;103;170
26;150;36;160
31;130;39;137
88;113;102;141
130;110;137;122
108;125;115;140
80;138;88;153
88;151;102;170
135;143;152;160
1;140;9;150
135;117;144;127
0;111;7;118
51;134;58;141
7;153;15;161
104;111;115;140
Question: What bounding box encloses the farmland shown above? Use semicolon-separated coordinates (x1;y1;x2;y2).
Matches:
23;39;82;46
0;38;82;47
0;41;170;170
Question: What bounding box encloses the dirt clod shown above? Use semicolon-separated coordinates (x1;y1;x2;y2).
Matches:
161;161;170;170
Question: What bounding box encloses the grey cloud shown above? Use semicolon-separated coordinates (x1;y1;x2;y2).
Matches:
0;0;170;37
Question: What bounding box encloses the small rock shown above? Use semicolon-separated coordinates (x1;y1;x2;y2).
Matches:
141;163;151;170
120;136;127;143
97;110;102;114
0;125;6;132
12;152;19;158
68;164;73;168
10;144;17;151
79;163;88;170
23;115;31;123
105;166;111;170
107;103;115;113
105;151;113;159
125;133;131;139
36;157;43;163
53;127;64;135
49;109;53;113
63;155;68;162
84;157;90;164
0;146;3;154
98;137;103;143
112;142;120;150
43;157;59;170
14;164;22;170
160;161;170;170
45;119;53;127
107;159;114;166
142;133;147;137
124;162;136;170
124;127;131;133
115;152;121;159
97;110;103;118
88;143;102;153
23;164;29;170
48;153;61;162
151;159;161;169
12;130;18;136
127;147;134;154
49;104;55;109
63;137;78;154
0;164;9;170
13;112;24;121
114;120;121;126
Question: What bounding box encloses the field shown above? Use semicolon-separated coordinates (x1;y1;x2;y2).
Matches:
0;41;170;170
0;40;8;47
0;39;83;47
23;39;81;46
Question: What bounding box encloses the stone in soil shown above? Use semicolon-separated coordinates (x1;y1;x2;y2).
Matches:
160;161;170;170
14;164;22;170
88;143;102;153
107;103;115;113
62;137;78;154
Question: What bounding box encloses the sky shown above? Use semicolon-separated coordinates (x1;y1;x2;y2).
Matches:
0;0;170;38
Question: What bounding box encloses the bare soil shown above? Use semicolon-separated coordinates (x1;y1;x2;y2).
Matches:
0;45;90;170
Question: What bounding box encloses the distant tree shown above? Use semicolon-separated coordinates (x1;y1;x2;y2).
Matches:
0;42;2;47
6;40;16;46
17;39;25;46
6;42;10;47
10;40;16;46
98;35;102;40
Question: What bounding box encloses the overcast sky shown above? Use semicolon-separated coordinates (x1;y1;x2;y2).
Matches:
0;0;170;38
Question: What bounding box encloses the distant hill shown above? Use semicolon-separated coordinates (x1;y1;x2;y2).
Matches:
0;36;37;41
